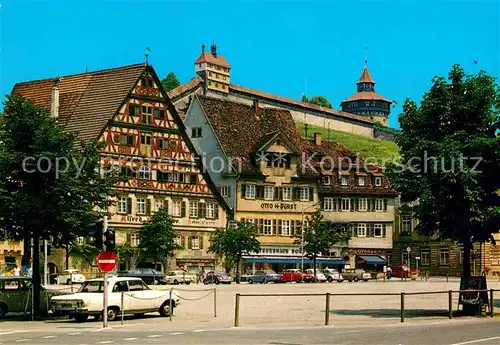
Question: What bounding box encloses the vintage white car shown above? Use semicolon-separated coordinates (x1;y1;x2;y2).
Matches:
305;269;327;282
50;277;180;322
54;269;86;285
165;270;195;285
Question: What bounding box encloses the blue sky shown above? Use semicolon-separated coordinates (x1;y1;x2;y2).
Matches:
1;0;499;128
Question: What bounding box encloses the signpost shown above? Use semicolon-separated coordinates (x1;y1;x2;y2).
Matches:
97;251;116;328
415;256;420;271
406;247;411;272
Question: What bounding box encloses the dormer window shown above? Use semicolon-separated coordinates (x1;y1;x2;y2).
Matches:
322;176;331;185
340;175;348;186
358;177;365;186
266;153;291;168
374;177;382;187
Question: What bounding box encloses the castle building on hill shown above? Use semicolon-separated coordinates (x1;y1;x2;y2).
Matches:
168;43;379;137
340;63;392;126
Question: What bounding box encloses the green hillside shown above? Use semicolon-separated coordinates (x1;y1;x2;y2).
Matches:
297;123;400;166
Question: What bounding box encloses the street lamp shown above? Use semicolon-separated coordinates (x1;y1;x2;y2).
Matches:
301;202;321;271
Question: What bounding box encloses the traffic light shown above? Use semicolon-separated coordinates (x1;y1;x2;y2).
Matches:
103;229;115;251
87;220;104;249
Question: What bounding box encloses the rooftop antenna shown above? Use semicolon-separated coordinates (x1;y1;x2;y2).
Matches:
145;47;151;65
85;56;88;73
364;46;368;66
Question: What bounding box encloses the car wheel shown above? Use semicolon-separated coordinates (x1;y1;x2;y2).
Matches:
173;279;179;285
159;300;175;317
248;279;253;284
296;279;302;283
327;276;333;283
348;280;352;282
185;281;191;285
107;307;119;321
73;314;89;322
0;303;7;318
338;280;343;283
67;278;72;285
215;279;220;285
203;279;208;285
134;313;145;318
353;276;359;282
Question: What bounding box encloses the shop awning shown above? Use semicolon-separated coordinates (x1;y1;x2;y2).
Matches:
357;255;386;265
243;256;346;265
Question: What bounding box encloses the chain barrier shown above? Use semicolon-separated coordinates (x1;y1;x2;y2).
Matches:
176;290;213;301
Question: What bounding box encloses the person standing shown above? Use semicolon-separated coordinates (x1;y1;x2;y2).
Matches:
13;266;20;276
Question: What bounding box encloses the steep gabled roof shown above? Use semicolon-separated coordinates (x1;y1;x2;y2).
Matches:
194;52;231;68
358;65;375;84
168;76;203;100
12;63;147;142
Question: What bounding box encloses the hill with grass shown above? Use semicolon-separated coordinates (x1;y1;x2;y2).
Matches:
297;123;400;167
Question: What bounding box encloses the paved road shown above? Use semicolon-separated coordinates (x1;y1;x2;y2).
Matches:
1;319;499;345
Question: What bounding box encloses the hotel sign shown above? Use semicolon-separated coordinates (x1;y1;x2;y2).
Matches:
260;202;298;210
188;219;218;226
120;215;151;223
250;246;303;256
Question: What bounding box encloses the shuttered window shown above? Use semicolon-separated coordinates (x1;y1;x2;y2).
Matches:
136;198;146;215
117;197;127;214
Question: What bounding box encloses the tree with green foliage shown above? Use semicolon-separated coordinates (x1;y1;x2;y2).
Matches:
295;210;351;282
138;209;180;272
0;95;118;317
208;221;260;283
69;243;100;272
161;72;181;92
116;243;143;270
386;64;500;278
302;95;333;109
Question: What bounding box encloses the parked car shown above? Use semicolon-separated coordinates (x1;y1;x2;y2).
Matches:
0;276;69;317
203;271;232;285
390;265;419;279
322;268;344;283
50;277;180;322
280;269;305;283
54;269;86;285
342;268;371;282
304;269;327;282
118;268;166;285
164;270;195;285
247;270;281;284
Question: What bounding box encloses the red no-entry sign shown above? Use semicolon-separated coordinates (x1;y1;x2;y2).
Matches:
97;251;116;272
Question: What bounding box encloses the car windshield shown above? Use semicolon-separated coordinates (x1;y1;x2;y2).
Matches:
79;281;104;293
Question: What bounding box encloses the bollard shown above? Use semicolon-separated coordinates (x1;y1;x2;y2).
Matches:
325;293;330;326
446;274;449;282
214;288;217;318
400;292;405;323
448;290;453;319
169;288;173;321
490;289;494;317
121;292;124;325
234;293;240;327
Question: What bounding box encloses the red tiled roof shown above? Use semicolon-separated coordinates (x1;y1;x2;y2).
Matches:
194;52;231;68
12;63;147;142
342;91;391;103
229;84;374;125
358;66;375;84
167;76;203;100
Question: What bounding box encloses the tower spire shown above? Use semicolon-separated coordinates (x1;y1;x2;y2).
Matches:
145;47;150;66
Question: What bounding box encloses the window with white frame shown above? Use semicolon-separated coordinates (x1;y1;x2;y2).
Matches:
300;187;309;201
191;236;200;249
323;197;334;211
118;197;127;213
440;249;449;265
263;219;273;235
357;223;367;237
375;198;384;211
358;177;365;186
282;187;292;201
358;198;368;211
139;165;150;179
173;200;182;217
220;186;230;198
206;203;215;218
136;198;146;214
322;176;331;185
401;216;411;233
245;185;256;199
264;186;274;200
421;250;430;265
130;233;139;247
340;176;348;186
155;199;164;212
76;236;85;245
341;198;350;211
374;224;383;237
374;177;382;186
189;202;198;218
281;220;291;236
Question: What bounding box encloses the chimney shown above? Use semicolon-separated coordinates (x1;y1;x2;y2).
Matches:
201;44;205;53
253;99;260;119
50;79;60;119
211;42;217;57
313;132;322;146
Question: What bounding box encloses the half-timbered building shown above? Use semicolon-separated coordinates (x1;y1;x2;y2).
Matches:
12;63;230;273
